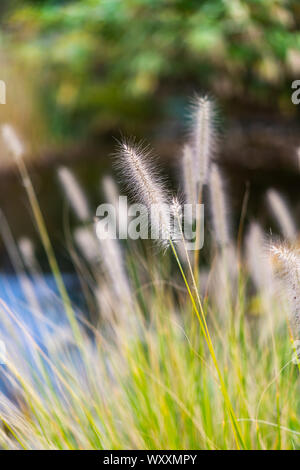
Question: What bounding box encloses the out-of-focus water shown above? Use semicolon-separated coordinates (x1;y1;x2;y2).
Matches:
0;272;83;397
0;272;81;330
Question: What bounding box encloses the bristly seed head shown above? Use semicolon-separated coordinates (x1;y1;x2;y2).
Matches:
270;242;300;337
1;124;24;160
57;166;91;223
246;222;274;294
266;189;297;241
182;144;197;206
209;163;230;248
116;139;178;248
191;95;216;188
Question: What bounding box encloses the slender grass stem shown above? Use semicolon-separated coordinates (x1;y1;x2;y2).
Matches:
14;157;82;344
169;236;246;449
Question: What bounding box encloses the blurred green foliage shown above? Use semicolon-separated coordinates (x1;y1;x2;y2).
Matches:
1;0;300;140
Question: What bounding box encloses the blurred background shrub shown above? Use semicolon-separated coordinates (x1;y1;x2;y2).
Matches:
0;0;299;260
1;0;299;143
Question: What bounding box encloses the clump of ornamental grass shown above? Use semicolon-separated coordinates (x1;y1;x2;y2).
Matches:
115;138;246;449
0;102;300;450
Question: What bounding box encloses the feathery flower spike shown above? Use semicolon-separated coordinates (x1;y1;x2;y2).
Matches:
192;95;215;188
270;243;300;337
117;140;176;248
266;189;297;241
57;166;91;223
209;163;230;247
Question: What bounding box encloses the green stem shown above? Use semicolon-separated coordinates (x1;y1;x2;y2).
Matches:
170;236;245;449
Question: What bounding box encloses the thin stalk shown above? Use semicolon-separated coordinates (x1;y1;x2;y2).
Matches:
14;157;82;344
170;236;245;449
237;182;250;265
193;190;202;288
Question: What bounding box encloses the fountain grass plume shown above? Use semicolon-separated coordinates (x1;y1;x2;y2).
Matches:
246;222;274;294
209;163;230;248
102;175;120;207
266;189;297;241
18;237;37;272
182;144;197;206
57;166;91;223
246;223;278;346
116;139;177;248
270;242;300;337
74;226;100;264
102;175;128;238
1;124;24;160
191;95;216;188
94;220;132;303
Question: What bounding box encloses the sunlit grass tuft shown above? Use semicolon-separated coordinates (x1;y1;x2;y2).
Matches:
0;99;299;450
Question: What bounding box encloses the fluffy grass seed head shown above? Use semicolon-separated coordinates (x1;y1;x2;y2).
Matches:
74;226;100;264
182;143;197;207
1;124;24;160
116;139;177;248
270;242;300;336
266;189;297;241
209;163;230;248
57;166;91;223
75;222;131;305
94;220;131;303
101;175;128;238
102;175;120;207
191;95;216;187
18;237;36;271
246;222;274;294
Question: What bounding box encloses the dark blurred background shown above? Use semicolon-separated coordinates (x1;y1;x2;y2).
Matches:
0;0;299;266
